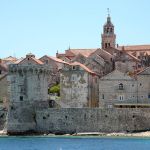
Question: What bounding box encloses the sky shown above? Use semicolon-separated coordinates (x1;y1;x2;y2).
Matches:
0;0;150;58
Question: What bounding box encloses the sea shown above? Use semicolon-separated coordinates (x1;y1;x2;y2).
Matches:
0;136;150;150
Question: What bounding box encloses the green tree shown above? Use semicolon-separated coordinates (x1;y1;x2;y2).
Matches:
48;84;60;96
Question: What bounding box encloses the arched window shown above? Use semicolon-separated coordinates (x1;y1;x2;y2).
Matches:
107;28;109;33
110;28;113;33
119;83;123;90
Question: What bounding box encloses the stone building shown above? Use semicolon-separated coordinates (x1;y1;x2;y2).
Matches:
99;69;137;108
99;67;150;108
56;13;145;77
60;62;99;108
7;53;52;133
40;55;69;87
112;47;141;73
0;75;8;108
0;62;8;108
137;67;150;103
118;45;150;67
2;56;18;65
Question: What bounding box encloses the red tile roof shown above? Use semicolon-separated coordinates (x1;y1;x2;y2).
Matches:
69;49;97;57
70;62;98;76
44;55;69;64
137;67;150;75
17;56;44;65
118;45;150;51
115;47;141;62
32;57;44;65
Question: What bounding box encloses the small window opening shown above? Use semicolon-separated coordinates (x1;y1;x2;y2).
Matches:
20;96;23;101
119;83;124;90
72;66;76;70
102;94;104;99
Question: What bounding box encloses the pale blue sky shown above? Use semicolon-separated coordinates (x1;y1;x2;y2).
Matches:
0;0;150;58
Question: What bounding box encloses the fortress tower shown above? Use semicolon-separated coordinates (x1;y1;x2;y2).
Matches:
7;53;52;134
101;9;116;49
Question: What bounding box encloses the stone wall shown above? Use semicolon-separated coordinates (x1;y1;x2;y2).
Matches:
0;75;8;105
36;108;150;134
0;109;7;130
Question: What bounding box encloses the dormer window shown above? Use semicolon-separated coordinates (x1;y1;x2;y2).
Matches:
119;83;124;90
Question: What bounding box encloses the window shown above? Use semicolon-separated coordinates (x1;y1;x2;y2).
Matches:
72;66;76;70
102;94;104;99
110;28;113;33
20;96;23;101
140;83;142;86
45;60;48;64
0;70;1;74
148;94;150;99
119;83;124;90
119;95;124;101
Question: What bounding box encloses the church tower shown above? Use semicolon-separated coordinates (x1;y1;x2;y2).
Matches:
101;9;116;49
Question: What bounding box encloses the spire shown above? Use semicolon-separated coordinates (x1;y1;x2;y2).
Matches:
107;8;110;17
107;8;111;24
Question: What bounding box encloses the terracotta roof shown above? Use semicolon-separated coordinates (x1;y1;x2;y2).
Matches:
14;57;24;64
137;67;150;75
32;57;44;65
43;55;69;64
125;52;141;62
3;56;17;61
70;62;98;76
17;56;44;65
68;49;97;57
115;47;141;62
118;45;150;51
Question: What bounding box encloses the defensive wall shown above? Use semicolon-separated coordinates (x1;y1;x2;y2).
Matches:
36;108;150;134
6;107;150;134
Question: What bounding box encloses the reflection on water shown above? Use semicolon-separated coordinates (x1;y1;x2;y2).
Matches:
0;137;150;150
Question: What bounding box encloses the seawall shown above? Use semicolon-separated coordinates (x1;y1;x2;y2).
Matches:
36;108;150;134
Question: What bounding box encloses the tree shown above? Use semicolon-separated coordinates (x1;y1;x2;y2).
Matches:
48;84;60;96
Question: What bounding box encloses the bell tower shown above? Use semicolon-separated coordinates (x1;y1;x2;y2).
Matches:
101;9;116;49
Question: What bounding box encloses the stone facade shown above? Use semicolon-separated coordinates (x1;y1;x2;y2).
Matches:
0;75;8;108
99;70;137;108
99;68;150;108
137;67;150;103
7;53;52;134
60;62;99;108
36;108;150;134
40;55;68;87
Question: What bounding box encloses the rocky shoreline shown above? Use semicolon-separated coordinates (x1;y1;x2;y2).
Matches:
2;130;150;137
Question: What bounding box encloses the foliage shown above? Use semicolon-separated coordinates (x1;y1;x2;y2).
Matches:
48;84;60;96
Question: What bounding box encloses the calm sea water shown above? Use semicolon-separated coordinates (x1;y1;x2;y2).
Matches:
0;136;150;150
